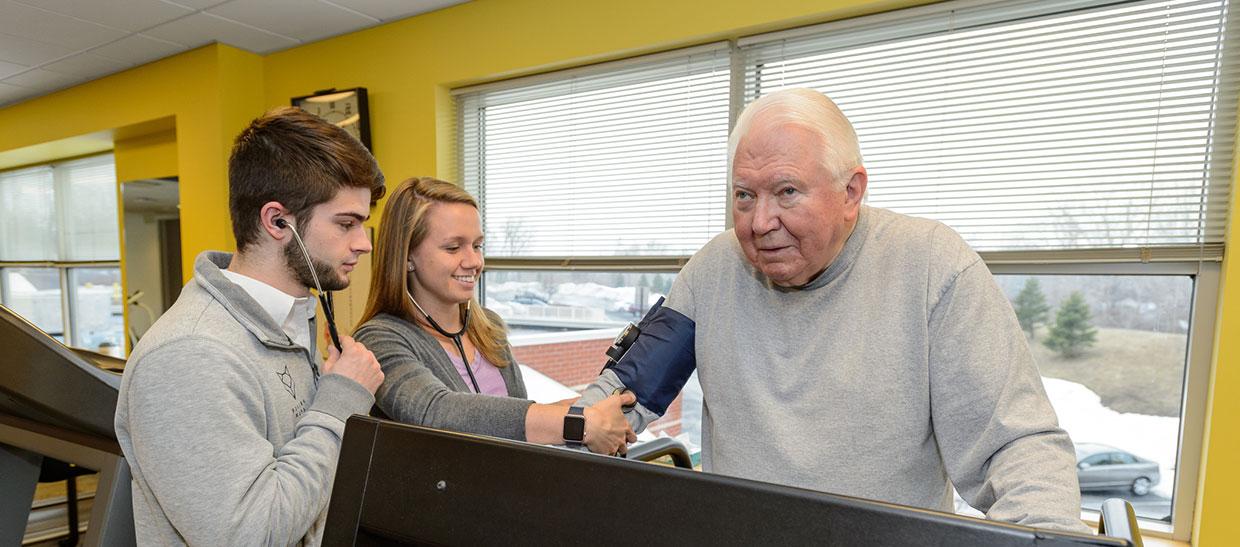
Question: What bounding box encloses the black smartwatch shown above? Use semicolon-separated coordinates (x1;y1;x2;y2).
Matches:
563;405;586;448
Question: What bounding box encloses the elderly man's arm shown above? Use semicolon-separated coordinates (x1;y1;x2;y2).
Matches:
577;275;700;433
577;369;662;432
926;251;1090;533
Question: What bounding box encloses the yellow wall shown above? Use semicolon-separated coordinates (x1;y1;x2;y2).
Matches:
0;0;1235;543
114;121;177;183
0;44;263;277
1195;168;1240;544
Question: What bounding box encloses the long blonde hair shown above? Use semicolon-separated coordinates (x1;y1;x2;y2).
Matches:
359;177;510;367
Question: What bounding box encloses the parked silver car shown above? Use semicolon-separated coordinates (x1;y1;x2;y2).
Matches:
1075;443;1161;496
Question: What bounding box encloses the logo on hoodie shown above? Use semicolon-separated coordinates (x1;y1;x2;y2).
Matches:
276;363;296;399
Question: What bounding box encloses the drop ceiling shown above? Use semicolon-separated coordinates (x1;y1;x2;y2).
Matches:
0;0;468;108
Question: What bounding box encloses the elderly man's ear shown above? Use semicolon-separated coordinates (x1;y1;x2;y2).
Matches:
844;167;868;208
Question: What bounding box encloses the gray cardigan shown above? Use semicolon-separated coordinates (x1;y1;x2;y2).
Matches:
353;312;533;440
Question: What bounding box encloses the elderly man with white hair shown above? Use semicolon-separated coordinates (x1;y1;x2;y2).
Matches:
582;88;1089;532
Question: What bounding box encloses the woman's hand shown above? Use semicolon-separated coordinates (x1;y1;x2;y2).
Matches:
583;391;638;455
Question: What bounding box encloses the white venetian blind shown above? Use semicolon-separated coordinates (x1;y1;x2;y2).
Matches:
0;153;118;262
741;0;1237;253
456;43;731;258
0;165;56;260
58;154;119;261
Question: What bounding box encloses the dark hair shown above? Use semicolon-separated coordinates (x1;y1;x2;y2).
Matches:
228;106;386;251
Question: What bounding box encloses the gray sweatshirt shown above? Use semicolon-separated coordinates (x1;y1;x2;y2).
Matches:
585;206;1088;532
114;252;375;546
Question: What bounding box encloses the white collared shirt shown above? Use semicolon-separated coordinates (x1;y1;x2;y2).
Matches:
221;269;316;354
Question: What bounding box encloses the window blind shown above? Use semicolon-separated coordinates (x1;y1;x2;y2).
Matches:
0;153;117;262
57;154;119;261
0;165;56;261
740;0;1237;254
456;44;732;258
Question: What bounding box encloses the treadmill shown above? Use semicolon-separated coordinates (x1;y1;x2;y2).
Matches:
326;416;1143;546
0;304;134;546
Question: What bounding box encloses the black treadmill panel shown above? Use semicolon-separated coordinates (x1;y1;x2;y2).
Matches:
326;416;1131;546
0;305;121;440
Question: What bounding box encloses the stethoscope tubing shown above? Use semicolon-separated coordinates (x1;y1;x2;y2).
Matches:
409;293;480;393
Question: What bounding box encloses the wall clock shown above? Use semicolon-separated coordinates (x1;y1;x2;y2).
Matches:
291;87;371;151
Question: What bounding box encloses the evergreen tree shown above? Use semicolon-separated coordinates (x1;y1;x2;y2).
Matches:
656;274;673;295
1044;291;1098;358
1012;278;1051;339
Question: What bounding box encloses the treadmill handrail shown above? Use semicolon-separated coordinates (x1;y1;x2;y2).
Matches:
624;437;693;468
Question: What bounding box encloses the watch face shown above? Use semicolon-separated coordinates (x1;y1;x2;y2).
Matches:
295;89;365;144
563;411;586;442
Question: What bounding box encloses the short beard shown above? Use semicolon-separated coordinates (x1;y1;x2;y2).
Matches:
283;239;348;291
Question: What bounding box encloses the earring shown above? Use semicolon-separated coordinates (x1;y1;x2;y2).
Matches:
407;263;415;272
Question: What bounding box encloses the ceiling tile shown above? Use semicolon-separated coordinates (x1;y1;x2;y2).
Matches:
144;12;298;52
161;0;231;10
0;0;126;51
0;59;27;79
3;67;86;90
207;0;375;43
324;0;466;22
40;53;132;79
0;81;35;106
0;32;76;66
92;34;188;66
17;0;193;33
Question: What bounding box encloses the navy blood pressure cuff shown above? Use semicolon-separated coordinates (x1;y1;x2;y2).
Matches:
603;297;696;416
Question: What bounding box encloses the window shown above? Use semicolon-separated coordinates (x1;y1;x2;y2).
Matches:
457;0;1232;537
486;270;677;332
996;273;1196;523
457;46;731;453
0;267;64;340
740;0;1234;253
68;267;124;356
0;154;122;355
487;269;692;440
456;44;732;258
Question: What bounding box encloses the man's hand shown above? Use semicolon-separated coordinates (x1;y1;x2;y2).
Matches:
323;335;384;394
583;391;638;455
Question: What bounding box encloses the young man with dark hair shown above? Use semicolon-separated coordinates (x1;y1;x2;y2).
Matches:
115;107;386;545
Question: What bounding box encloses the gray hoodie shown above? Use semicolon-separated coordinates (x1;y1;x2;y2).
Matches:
114;251;374;546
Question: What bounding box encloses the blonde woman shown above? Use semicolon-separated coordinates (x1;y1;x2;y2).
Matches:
354;177;635;454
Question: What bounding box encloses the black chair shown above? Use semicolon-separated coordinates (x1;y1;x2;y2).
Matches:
37;458;95;546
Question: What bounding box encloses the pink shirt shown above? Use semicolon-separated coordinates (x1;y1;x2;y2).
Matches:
446;348;508;396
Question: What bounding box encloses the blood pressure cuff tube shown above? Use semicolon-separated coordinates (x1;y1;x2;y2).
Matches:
606;298;697;416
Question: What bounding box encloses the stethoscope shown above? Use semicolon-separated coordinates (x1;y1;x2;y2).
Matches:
408;292;479;393
274;217;339;385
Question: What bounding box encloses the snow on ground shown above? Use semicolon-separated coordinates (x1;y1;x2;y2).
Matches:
519;364;581;404
1043;377;1178;498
